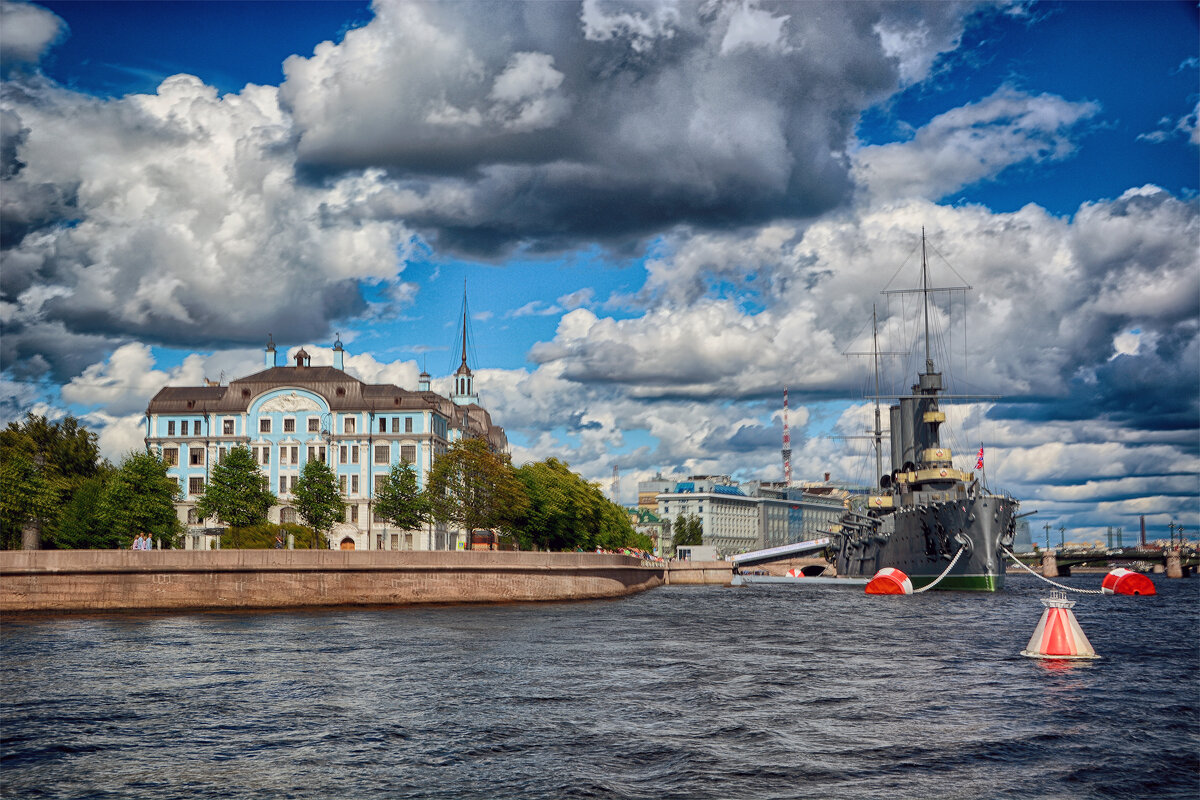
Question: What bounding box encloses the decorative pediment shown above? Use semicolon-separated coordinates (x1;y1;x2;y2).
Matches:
259;391;322;413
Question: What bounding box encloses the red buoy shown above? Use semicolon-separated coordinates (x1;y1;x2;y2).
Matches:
1101;568;1156;596
785;568;804;578
1021;592;1100;660
865;567;912;595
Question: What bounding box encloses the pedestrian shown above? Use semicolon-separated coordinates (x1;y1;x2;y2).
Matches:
273;534;283;549
131;533;144;550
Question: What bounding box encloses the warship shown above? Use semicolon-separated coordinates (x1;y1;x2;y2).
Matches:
832;233;1020;591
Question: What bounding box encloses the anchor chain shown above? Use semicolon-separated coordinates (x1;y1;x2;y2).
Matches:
1002;547;1104;594
913;546;965;593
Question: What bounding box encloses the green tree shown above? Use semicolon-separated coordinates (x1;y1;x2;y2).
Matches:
291;458;342;549
373;462;431;532
97;451;182;548
426;438;528;546
195;446;276;544
0;414;103;549
0;449;63;549
671;514;704;552
56;467;118;549
513;458;648;552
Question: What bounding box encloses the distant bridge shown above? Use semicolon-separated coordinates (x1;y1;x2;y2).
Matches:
1013;547;1197;578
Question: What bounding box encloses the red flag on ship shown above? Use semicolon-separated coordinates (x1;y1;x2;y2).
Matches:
975;446;985;471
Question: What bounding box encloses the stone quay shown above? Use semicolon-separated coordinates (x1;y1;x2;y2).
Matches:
0;551;734;614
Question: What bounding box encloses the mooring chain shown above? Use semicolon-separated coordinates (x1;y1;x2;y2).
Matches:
1002;547;1105;594
913;546;966;593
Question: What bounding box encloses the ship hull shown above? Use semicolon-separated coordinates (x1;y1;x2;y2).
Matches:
835;493;1017;592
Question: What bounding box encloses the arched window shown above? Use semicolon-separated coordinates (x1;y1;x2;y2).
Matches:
281;507;297;524
187;508;199;525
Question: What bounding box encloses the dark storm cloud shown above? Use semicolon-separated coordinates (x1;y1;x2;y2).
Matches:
281;0;979;255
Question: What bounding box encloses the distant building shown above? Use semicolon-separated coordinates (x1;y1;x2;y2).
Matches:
653;475;846;557
145;328;505;551
637;472;676;510
626;507;668;555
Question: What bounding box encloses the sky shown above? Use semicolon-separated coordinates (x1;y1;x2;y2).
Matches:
1;0;1197;545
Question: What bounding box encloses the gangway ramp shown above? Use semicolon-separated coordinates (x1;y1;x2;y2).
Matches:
729;538;832;568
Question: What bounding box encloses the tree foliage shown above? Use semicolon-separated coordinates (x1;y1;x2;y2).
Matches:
373;462;430;532
291;458;342;548
195;446;276;536
426;438;528;539
96;451;182;548
0;414;103;549
671;514;704;552
513;458;651;552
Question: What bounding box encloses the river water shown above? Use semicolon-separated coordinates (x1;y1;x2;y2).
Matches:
2;574;1197;799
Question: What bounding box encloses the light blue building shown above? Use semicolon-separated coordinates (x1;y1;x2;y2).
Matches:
145;334;506;551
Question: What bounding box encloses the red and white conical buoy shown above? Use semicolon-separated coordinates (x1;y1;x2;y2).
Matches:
1021;591;1100;660
865;567;912;595
1101;568;1156;596
785;568;804;578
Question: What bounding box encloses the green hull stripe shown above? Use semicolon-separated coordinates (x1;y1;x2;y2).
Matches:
909;574;1004;592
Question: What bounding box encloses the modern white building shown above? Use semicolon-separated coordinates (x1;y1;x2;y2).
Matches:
145;331;506;551
650;475;847;557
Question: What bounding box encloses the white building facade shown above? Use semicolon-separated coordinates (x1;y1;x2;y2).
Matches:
653;476;847;557
145;337;506;551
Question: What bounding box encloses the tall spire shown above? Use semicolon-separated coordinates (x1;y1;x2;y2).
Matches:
451;281;478;406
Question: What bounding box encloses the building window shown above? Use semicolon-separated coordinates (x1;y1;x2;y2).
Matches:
284;418;295;433
181;420;190;436
374;474;387;494
188;477;204;496
374;445;390;464
379;418;387;433
280;476;288;494
261;447;270;466
190;448;204;466
405;417;413;433
289;446;298;465
351;446;360;465
401;445;416;465
308;418;320;433
351;475;359;495
187;507;199;524
223;419;234;435
162;448;178;466
281;507;297;524
167;420;176;436
343;418;356;434
218;447;228;463
260;419;271;434
391;417;400;434
289;475;297;493
339;475;347;494
339;445;347;464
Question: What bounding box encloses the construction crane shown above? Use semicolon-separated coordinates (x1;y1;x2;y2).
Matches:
782;387;792;487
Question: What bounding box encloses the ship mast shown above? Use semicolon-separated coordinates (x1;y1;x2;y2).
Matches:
871;305;883;484
922;227;933;374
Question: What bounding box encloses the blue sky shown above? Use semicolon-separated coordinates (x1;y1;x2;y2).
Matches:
2;0;1197;543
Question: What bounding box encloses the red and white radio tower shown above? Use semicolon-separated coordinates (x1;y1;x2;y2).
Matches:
782;386;792;487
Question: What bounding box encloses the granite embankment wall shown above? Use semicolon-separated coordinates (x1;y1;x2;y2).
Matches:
0;550;690;613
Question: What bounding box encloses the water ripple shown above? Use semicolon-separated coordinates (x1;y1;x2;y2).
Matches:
2;576;1197;799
